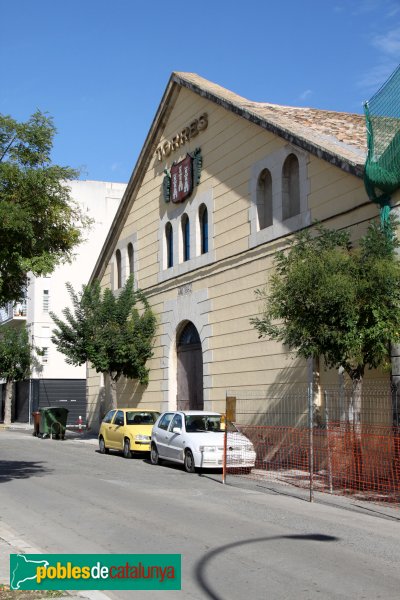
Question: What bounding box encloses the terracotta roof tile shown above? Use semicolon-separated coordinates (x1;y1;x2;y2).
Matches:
173;72;367;171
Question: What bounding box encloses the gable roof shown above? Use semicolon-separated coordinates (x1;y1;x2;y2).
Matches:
90;72;367;282
173;72;367;173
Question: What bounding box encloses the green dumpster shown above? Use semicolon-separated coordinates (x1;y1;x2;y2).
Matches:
39;407;69;439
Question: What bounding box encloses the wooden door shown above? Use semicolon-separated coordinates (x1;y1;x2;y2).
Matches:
177;323;204;411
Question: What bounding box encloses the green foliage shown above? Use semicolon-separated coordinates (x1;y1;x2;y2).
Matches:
51;276;157;385
0;326;33;382
251;217;400;381
0;110;91;306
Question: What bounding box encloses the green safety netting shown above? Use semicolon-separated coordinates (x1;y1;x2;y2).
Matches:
364;64;400;225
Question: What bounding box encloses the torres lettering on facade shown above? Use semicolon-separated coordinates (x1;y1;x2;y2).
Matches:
155;113;208;161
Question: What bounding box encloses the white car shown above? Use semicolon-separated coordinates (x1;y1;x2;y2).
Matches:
150;410;256;473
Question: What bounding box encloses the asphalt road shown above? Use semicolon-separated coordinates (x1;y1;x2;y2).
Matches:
0;430;399;600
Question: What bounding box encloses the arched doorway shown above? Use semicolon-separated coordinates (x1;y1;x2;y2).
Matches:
176;322;204;410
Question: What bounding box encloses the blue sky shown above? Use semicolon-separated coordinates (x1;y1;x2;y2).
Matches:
1;0;399;183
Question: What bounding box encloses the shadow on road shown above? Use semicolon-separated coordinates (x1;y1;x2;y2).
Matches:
0;460;52;483
194;533;339;600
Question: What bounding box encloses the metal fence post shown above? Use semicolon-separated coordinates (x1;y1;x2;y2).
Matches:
324;390;333;494
222;416;227;485
308;382;314;503
222;396;237;485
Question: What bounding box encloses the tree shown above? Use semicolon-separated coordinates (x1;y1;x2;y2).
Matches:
0;326;37;425
50;276;157;409
0;110;91;306
251;217;400;428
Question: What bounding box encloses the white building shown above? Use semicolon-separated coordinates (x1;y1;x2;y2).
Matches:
0;180;126;424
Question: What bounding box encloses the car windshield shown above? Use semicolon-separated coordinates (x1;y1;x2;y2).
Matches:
126;412;159;425
185;415;237;433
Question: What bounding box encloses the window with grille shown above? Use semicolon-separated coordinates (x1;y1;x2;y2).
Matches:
166;222;173;268
182;214;190;262
42;347;49;363
127;242;134;276
199;204;208;254
115;249;122;288
43;290;49;312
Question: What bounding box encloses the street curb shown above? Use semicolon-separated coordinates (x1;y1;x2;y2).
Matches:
0;426;99;445
0;523;111;600
0;424;32;430
0;523;41;554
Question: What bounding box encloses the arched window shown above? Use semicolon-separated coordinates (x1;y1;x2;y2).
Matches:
178;321;201;346
165;222;173;268
182;214;190;262
115;249;122;288
282;154;300;220
256;169;273;229
127;243;134;277
199;204;208;254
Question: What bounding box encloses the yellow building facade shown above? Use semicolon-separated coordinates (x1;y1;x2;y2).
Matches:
87;73;397;429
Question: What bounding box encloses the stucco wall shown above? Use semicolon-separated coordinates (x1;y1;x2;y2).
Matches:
86;86;390;429
28;180;126;380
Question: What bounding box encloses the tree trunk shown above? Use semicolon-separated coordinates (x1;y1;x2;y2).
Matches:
390;343;400;426
104;372;118;410
351;375;363;490
390;342;400;480
109;376;117;409
4;379;13;426
307;355;321;425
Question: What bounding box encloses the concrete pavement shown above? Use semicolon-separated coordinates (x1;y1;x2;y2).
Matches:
0;424;101;599
0;521;110;600
1;425;399;599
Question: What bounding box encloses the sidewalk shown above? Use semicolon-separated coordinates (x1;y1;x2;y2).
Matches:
0;525;110;600
0;423;98;446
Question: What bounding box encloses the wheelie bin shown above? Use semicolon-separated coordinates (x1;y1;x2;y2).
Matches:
32;411;41;436
39;407;69;439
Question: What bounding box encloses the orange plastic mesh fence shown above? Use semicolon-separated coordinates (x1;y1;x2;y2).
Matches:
225;385;400;507
227;424;400;505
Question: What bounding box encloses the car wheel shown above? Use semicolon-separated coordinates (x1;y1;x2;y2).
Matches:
150;443;161;465
184;449;196;473
99;437;109;454
123;438;131;459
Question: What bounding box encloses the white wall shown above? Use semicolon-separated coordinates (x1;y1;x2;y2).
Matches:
27;180;126;379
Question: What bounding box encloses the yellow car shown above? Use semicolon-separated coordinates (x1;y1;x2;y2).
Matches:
98;408;160;458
